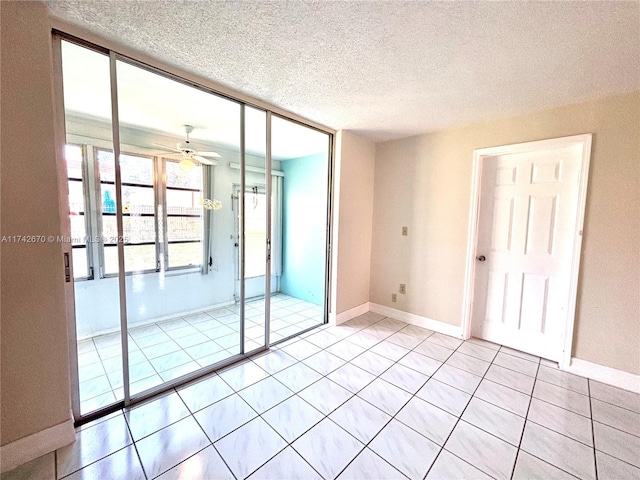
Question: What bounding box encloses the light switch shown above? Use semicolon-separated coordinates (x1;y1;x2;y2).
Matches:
402;226;408;236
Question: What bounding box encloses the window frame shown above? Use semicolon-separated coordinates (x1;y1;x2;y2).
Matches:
162;157;206;273
69;144;208;279
66;143;94;281
95;147;160;277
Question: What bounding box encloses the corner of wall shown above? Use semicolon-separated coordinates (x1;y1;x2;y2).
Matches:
333;130;376;315
329;131;344;319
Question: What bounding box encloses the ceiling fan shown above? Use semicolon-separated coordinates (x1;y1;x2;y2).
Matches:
153;125;221;166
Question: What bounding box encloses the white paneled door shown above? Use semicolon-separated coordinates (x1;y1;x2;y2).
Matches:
471;138;589;361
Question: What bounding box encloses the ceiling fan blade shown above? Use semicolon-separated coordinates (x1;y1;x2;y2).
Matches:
193;155;218;166
154;152;182;158
152;143;181;153
196;151;222;158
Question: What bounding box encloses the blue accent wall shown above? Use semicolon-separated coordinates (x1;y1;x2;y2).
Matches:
280;153;329;305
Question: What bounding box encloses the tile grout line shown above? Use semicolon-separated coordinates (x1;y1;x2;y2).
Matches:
57;442;132;479
323;321;439;469
217;314;409;478
254;316;400;478
589;379;599;480
509;360;604;480
69;300;318;468
260;319;541;478
273;322;471;480
193;356;320;479
121;410;150;480
180;383;240;479
587;425;640;470
216;372;325;479
70;313;638;480
78;300;286;375
509;355;541;480
73;306;317;478
422;339;498;480
84;302;317;407
274;323;599;480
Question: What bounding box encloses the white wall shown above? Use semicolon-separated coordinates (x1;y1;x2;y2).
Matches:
370;91;640;375
332;131;376;315
1;0;73;454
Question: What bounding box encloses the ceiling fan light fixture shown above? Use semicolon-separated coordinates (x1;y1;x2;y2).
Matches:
152;125;220;166
180;157;195;171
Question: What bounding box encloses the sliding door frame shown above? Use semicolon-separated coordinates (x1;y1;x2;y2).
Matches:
265;113;335;347
53;31;335;426
265;112;273;347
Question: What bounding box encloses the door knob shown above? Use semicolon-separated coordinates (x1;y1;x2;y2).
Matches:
477;255;486;262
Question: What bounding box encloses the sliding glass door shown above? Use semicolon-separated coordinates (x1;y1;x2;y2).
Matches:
268;116;331;342
60;41;127;414
113;57;252;397
58;35;333;422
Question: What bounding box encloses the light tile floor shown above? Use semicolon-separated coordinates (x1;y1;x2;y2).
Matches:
77;294;323;414
4;312;639;480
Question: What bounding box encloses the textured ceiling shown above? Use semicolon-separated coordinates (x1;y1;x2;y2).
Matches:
47;1;640;143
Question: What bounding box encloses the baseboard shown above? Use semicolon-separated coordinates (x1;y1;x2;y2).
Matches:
566;358;640;394
368;303;463;338
333;302;371;325
0;418;75;473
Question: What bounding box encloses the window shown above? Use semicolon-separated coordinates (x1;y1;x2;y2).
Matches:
98;149;158;274
65;144;91;279
66;144;206;278
165;160;204;269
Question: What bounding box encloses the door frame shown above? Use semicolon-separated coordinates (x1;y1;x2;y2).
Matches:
461;134;592;369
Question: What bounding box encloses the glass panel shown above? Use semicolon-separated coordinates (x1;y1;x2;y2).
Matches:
269;116;330;342
69;215;87;244
167;217;202;242
97;149;115;183
166;161;203;268
72;247;88;279
168;242;202;268
166;189;201;215
68;181;85;214
65;144;84;179
103;245;119;276
102;216;155;244
120;154;154;185
61;40;124;415
103;244;157;276
115;58;242;396
124;245;156;272
244;190;267;278
101;184;154;213
242;106;267;350
166;161;202;190
99;151;156;275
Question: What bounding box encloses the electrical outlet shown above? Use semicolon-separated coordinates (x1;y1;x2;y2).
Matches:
391;293;397;303
402;226;408;236
399;284;406;294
